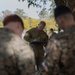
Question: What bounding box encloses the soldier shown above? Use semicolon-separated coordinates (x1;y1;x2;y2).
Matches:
0;14;35;75
48;28;56;39
45;5;75;75
24;21;48;71
58;28;61;33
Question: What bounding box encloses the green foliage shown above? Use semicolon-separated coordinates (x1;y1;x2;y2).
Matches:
0;18;57;33
1;10;12;21
19;0;56;8
14;8;28;20
0;22;3;28
49;0;56;19
23;18;58;33
20;0;56;19
23;18;40;30
0;9;28;21
38;8;49;20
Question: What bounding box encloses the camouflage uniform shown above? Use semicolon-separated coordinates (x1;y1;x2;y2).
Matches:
0;28;35;75
24;28;48;69
45;26;75;75
48;32;56;39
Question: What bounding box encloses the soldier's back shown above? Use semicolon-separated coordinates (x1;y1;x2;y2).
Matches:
46;26;75;75
54;26;75;75
0;28;35;75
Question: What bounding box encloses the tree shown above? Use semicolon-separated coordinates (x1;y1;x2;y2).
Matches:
0;13;3;22
14;8;28;20
1;10;12;20
38;0;56;19
19;0;56;19
19;0;55;8
48;0;56;19
18;0;25;2
19;0;75;19
38;8;49;20
28;18;32;28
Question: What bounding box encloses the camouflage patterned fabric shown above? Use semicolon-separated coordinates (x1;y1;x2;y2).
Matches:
24;28;48;69
45;26;75;75
49;32;57;39
0;28;35;75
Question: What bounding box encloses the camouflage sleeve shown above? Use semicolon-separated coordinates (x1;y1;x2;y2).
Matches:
43;34;48;47
41;33;48;47
45;38;61;74
15;38;35;75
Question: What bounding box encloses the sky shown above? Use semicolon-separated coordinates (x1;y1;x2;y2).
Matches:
0;0;51;19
